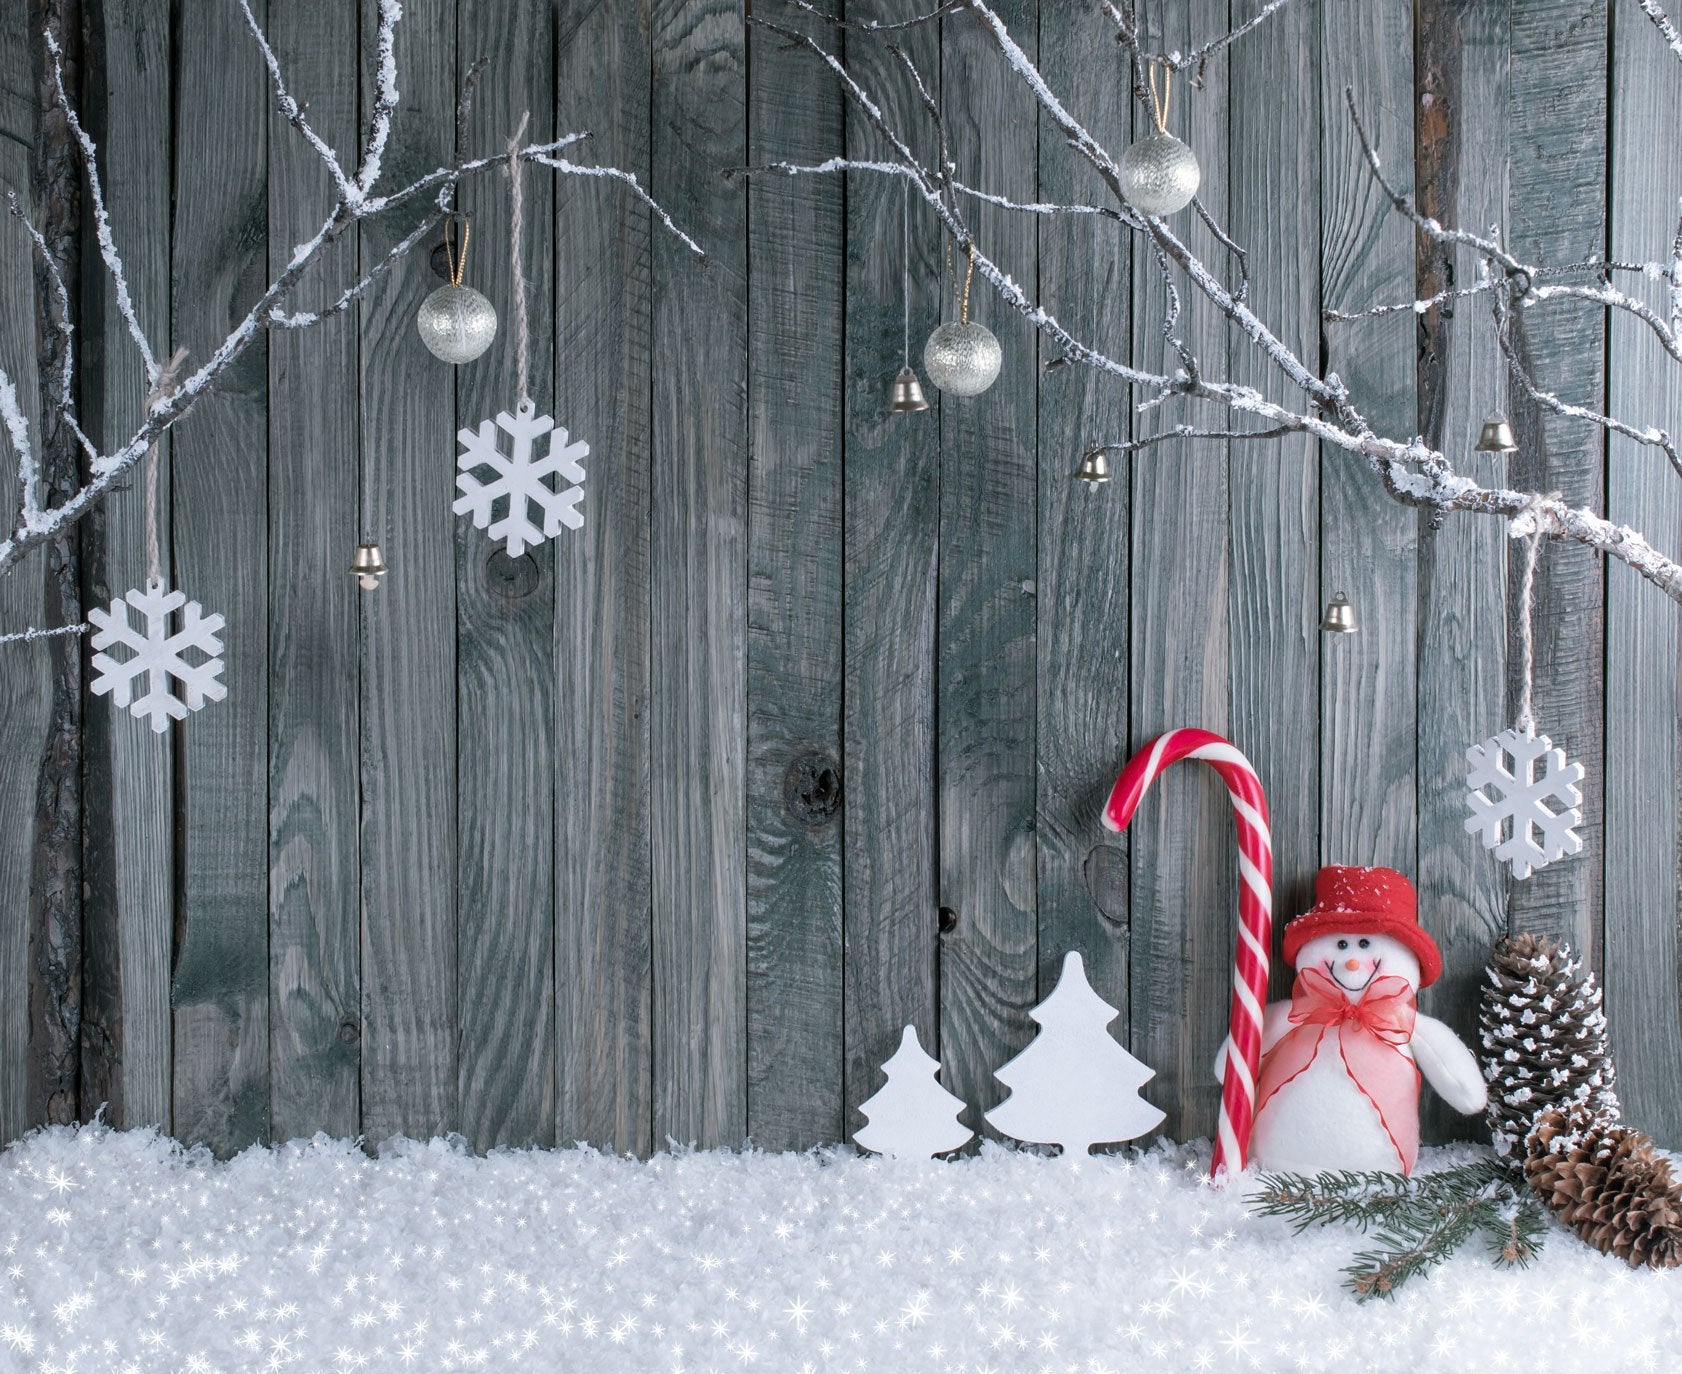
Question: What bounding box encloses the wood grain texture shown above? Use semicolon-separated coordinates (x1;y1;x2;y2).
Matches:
937;0;1040;1134
169;0;270;1155
1504;0;1606;959
650;0;748;1148
1227;0;1320;987
1413;0;1511;1146
1319;0;1417;876
265;0;361;1145
1126;0;1233;1144
1606;0;1682;1149
77;0;173;1134
452;0;557;1153
0;0;45;1144
553;0;655;1156
744;0;844;1151
1034;4;1131;1030
357;0;459;1144
839;4;940;1142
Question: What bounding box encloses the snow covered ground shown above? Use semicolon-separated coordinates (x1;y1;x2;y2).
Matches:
0;1123;1678;1373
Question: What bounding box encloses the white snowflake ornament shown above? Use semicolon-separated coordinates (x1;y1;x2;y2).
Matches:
1464;726;1585;879
88;580;227;733
453;400;587;557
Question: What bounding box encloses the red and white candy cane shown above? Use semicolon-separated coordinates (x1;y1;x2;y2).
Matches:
1102;729;1273;1180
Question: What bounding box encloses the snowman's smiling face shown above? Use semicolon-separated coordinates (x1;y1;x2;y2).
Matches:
1295;932;1422;1000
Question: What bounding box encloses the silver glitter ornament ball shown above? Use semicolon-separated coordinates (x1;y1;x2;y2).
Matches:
1119;132;1200;217
416;284;498;364
923;321;1003;397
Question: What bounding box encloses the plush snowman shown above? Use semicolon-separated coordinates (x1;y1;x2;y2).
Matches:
1216;865;1486;1176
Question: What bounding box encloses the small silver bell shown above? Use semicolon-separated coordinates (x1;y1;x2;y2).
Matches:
1075;449;1111;485
888;366;930;414
350;543;388;591
1474;413;1518;453
1319;592;1358;634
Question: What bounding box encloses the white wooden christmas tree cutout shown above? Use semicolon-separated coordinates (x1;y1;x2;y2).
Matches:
984;950;1165;1156
89;579;227;733
854;1025;973;1159
1463;523;1585;880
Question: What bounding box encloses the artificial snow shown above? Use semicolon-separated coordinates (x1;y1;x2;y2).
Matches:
2;1125;1679;1372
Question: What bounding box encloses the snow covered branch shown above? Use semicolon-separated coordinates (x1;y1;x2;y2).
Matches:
0;0;702;586
739;0;1682;604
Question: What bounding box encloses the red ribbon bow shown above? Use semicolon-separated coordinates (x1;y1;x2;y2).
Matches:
1255;967;1422;1172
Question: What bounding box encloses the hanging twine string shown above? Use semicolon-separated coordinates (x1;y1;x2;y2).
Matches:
901;179;912;366
943;235;977;326
1513;494;1559;736
1147;60;1173;135
143;347;189;589
443;213;472;288
507;111;532;412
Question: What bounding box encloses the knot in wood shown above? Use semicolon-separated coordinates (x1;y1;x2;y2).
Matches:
482;548;542;599
782;751;841;828
336;1020;361;1045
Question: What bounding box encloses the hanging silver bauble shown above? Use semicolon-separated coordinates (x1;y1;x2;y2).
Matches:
416;283;498;364
1119;132;1200;217
923;321;1002;397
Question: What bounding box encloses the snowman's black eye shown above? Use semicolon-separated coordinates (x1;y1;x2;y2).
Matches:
1336;939;1348;950
1358;938;1370;949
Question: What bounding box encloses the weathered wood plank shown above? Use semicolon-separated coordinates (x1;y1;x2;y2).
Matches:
1413;0;1511;1146
649;0;748;1149
453;0;557;1153
0;0;47;1144
1606;0;1682;1149
553;0;654;1156
1228;0;1320;989
79;0;173;1133
357;0;458;1144
840;6;940;1141
169;0;270;1154
1505;0;1606;960
265;0;361;1144
1126;0;1233;1144
744;0;844;1151
1034;5;1131;1034
937;0;1039;1134
1319;0;1417;879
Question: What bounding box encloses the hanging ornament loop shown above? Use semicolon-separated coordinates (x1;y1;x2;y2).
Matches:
1147;59;1173;136
506;111;533;412
143;347;190;590
1514;514;1544;736
943;235;978;327
442;212;474;289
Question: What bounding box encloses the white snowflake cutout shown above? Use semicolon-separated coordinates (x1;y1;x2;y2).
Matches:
452;400;587;557
1464;726;1585;879
88;580;227;733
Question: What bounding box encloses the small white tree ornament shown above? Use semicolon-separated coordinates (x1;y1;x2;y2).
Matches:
453;403;588;557
88;580;227;733
985;950;1166;1156
1464;727;1584;880
853;1025;973;1159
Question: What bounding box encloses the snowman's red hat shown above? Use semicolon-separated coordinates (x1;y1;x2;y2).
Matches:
1280;865;1443;988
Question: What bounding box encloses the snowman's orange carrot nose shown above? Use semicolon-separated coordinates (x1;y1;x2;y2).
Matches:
1344;958;1362;971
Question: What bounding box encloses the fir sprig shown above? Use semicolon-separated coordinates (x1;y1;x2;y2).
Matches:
1251;1160;1545;1302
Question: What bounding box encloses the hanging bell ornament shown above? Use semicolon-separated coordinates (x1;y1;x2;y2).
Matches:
416;215;497;365
1120;62;1199;217
1075;449;1111;485
1319;592;1359;634
349;543;388;591
888;365;930;414
924;322;1002;397
1474;413;1519;453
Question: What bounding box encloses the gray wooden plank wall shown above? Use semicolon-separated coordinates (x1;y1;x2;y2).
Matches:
3;0;1681;1154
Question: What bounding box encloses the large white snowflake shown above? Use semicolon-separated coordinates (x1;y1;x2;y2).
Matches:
1464;726;1585;879
88;580;227;734
453;401;587;557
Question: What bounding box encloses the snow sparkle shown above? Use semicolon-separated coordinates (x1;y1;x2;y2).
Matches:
0;1125;1677;1372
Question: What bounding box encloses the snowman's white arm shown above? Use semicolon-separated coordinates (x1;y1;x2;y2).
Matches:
1409;1013;1489;1115
1213;1000;1294;1083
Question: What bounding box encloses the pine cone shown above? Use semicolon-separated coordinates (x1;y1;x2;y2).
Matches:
1480;934;1619;1157
1526;1106;1682;1269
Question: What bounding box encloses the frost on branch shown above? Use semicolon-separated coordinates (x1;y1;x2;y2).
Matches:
0;0;701;604
741;0;1682;605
